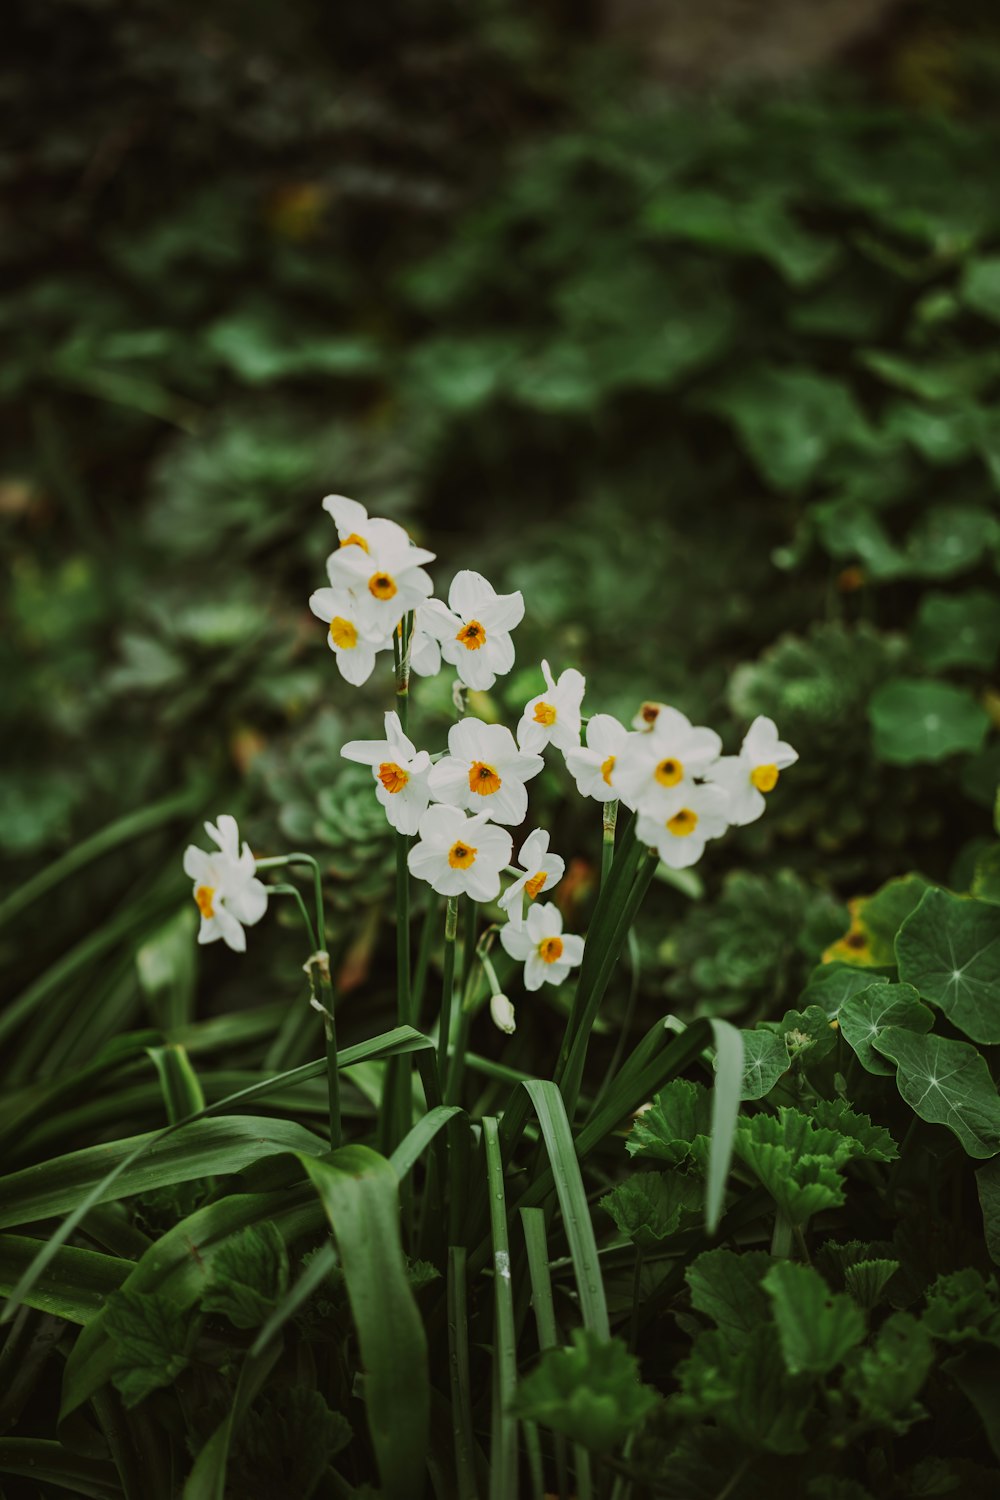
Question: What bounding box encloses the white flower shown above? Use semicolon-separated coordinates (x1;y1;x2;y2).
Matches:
636;783;731;869
326;522;435;638
706;716;798;826
613;707;722;818
498;828;565;929
308;586;388;686
490;992;517;1035
341;710;432;835
428;718;543;827
407;805;513;901
499;902;584;992
423;570;524;691
517;660;586;755
408;606;443;678
182;815;268;953
322;494;412;558
632;701;668;732
565;713;631;805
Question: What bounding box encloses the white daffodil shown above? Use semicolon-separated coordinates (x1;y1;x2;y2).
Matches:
498;828;565;929
308;586;388;685
636;783;731;870
631;701;669;732
428;718;543;827
322;494;412;557
341;709;432;835
517;660;586;755
565;712;631;805
182;815;268;953
613;707;722;818
408;606;443;678
706;716;798;826
326;523;435;638
407;805;513;901
490;992;517;1035
424;570;524;691
499;901;584;992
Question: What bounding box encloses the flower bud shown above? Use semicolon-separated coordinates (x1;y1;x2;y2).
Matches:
490;992;517;1035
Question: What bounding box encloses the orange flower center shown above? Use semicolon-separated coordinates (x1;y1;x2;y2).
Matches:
469;761;502;796
525;871;548;900
368;572;397;600
654;758;683;788
640;702;660;726
340;532;369;552
195;885;215;919
667;808;698;837
448;840;477;869
377;762;409;794
600;754;616;786
539;936;564;964
751;763;779;793
329;616;358;650
457;620;486;650
533;701;557;726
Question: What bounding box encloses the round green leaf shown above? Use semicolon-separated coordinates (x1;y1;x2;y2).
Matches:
896;888;1000;1044
872;1028;1000;1159
869;678;990;764
914;591;1000;672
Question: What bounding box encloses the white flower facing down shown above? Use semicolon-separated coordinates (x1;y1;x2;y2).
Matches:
341;710;432;835
326;522;435;638
500;901;584;992
565;712;632;806
490;992;517;1035
424;570;525;691
407;805;513;901
428;718;543;827
636;783;731;869
613;707;722;819
517;660;586;755
322;494;413;560
308;585;388;686
182;815;268;953
706;716;799;827
498;827;566;929
632;701;668;732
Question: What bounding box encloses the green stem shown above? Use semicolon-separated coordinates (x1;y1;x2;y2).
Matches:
628;1246;644;1355
269;885;318;955
770;1210;794;1258
438;897;459;1081
445;1009;473;1107
601;798;619;888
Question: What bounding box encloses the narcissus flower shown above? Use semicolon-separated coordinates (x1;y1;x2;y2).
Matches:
498;828;565;928
308;586;387;685
706;716;798;826
322;494;412;558
613;708;722;817
517;660;586;755
636;783;731;869
424;570;524;691
499;902;584;991
428;718;543;827
490;992;517;1035
565;713;631;805
183;815;268;952
326;524;434;637
407;805;513;900
408;606;443;678
632;701;668;732
341;710;432;835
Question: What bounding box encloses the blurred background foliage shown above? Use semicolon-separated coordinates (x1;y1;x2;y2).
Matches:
4;0;1000;1082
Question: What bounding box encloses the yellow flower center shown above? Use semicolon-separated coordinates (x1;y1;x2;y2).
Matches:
368;572;397;600
377;762;409;794
600;754;616;786
329;616;357;650
654;758;683;787
195;885;216;919
525;871;547;900
539;936;564;964
469;761;502;796
534;702;557;726
751;763;779;793
340;532;369;552
667;808;698;838
448;840;477;869
457;620;486;650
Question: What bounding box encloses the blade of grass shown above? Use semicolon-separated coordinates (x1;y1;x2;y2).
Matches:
251;1241;338;1357
389;1105;462;1184
447;1246;481;1500
0;1438;120;1500
706;1019;743;1236
483;1117;519;1500
0;1236;129;1323
520;1208;569;1500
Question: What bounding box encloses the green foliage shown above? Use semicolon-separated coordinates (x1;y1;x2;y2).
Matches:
600;1172;701;1249
763;1261;866;1376
625;1080;712;1166
838;981;935;1076
512;1329;658;1452
201;1223;290;1330
104;1288;201;1407
873;1028;1000;1159
228;1387;351;1500
896;888;1000;1043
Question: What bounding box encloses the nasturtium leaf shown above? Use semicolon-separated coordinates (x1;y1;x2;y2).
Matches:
972;845;1000;906
813;500;904;579
809;1098;898;1162
843;1311;933;1429
201;1222;289;1329
914;590;1000;672
903;505;1000;580
672;1325;810;1454
625;1079;712;1165
873;1028;1000;1159
870;679;990;765
896;888;1000;1044
824;877;930;968
763;1261;865;1376
511;1329;658;1452
922;1269;1000;1344
977;1159;1000;1266
104;1288;202;1407
768;1005;838;1064
600;1172;701;1250
838;982;934;1076
961;256;1000;324
843;1259;901;1311
686;1248;772;1344
799;962;894;1014
739;1030;790;1100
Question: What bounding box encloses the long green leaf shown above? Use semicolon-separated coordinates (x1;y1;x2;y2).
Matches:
520;1208;570;1500
390;1104;463;1182
484;1117;519;1500
447;1246;481;1500
299;1146;429;1500
706;1019;743;1235
251;1241;338;1357
0;1236;129;1324
0;1438;121;1500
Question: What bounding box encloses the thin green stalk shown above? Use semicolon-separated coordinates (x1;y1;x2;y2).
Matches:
447;1247;480;1500
483;1117;518;1500
411;894;438;1024
601;798;619;887
444;1010;474;1107
269;885;318;954
770;1210;793;1258
438;897;459;1079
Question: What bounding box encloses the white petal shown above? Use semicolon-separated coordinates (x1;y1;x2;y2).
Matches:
417;803;466;845
322;495;368;533
428;757;471;808
490;993;517;1035
225;878;269;926
214;905;247;952
341;737;391;766
523;952;547;992
477;591;524;634
500;923;533;961
183;846;211;881
449;569;495;617
518;828;549;868
560;934;585;967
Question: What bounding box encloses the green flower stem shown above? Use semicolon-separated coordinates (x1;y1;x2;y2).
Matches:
601;797;619;887
438;896;460;1080
268;884;318;955
770;1209;794;1258
444;1009;474;1107
411;894;438;1025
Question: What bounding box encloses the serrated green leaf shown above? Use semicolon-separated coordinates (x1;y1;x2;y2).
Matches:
873;1028;1000;1158
228;1386;351;1500
923;1269;1000;1343
896;888;1000;1044
600;1171;701;1250
843;1259;901;1311
104;1288;201;1407
764;1261;865;1376
201;1222;289;1329
686;1248;773;1344
843;1311;932;1429
511;1328;658;1453
625;1079;712;1166
870;679;990;765
838;982;935;1076
809;1098;898;1162
739;1029;790;1100
732;1107;854;1224
672;1324;810;1453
